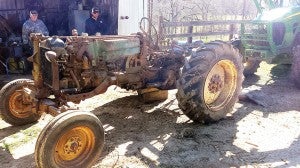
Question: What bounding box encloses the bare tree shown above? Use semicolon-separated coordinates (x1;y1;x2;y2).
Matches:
153;0;257;21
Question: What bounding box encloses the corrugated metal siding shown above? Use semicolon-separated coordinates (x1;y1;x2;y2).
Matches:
0;0;26;35
0;0;16;10
16;0;25;9
0;0;120;36
0;0;24;10
43;0;60;9
95;0;119;34
0;0;26;23
0;10;26;21
96;0;118;17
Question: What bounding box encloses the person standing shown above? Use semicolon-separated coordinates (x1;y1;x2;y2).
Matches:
21;10;49;73
85;7;105;36
22;10;49;45
66;28;79;44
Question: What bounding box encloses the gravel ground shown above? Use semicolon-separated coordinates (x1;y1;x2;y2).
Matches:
1;62;300;168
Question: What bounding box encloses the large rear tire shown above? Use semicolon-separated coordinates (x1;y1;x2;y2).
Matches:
291;45;300;89
176;41;244;123
35;111;104;168
0;79;40;125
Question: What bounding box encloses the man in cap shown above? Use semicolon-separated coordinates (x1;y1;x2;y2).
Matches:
22;10;49;45
85;7;105;35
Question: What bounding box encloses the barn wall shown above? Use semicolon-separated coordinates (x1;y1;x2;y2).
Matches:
0;0;119;37
0;0;25;10
0;0;26;35
95;0;119;34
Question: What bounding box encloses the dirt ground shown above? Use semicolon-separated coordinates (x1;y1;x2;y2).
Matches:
1;62;300;168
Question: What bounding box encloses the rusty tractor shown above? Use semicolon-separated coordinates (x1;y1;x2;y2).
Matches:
0;30;243;167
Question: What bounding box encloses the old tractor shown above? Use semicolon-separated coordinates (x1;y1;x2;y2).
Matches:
240;0;300;87
0;25;243;167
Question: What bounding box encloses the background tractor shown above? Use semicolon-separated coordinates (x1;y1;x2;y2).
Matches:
239;0;300;87
0;24;243;167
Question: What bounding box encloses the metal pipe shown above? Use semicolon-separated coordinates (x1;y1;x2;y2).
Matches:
70;70;81;90
66;78;114;103
31;34;44;89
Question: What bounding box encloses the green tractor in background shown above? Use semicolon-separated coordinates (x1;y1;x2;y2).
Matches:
240;0;300;87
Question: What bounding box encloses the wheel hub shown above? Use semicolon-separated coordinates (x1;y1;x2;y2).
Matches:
204;59;237;109
208;74;223;93
64;137;83;155
9;90;33;118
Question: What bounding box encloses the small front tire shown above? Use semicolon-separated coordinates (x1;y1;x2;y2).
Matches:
35;111;105;168
0;79;40;125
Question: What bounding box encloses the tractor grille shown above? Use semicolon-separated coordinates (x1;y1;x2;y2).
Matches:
40;47;53;86
241;23;270;50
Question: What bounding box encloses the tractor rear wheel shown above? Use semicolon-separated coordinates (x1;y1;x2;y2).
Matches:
35;111;104;168
291;45;300;89
0;79;40;125
176;41;244;123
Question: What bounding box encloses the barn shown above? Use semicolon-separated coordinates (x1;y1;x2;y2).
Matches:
0;0;149;74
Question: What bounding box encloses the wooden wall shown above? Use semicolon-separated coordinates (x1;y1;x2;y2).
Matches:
0;0;119;37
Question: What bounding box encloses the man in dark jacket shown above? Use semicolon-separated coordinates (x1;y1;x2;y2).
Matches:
85;7;105;35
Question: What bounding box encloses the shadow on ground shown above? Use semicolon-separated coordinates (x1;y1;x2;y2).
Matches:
91;63;300;167
0;64;300;167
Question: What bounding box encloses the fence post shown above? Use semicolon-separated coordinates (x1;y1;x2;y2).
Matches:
229;24;235;41
187;26;193;43
158;16;164;47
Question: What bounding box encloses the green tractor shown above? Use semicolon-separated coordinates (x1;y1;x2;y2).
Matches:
240;0;300;86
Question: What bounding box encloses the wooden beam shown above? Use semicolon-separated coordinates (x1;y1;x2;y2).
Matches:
164;31;234;38
162;20;249;27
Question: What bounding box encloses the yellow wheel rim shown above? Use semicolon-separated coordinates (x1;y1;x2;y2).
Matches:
204;60;237;111
8;90;33;118
54;126;95;164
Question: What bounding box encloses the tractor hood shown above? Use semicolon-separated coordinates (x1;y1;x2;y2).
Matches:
254;6;300;22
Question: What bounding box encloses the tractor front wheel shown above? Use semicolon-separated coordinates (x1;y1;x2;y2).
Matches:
0;79;40;125
35;111;105;168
